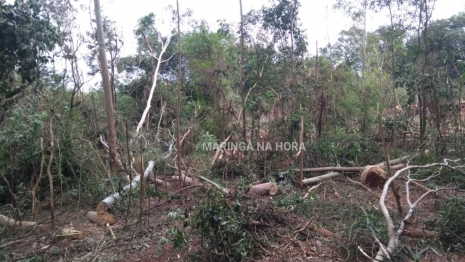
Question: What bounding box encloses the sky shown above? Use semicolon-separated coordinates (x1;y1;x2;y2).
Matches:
86;0;465;57
67;0;464;90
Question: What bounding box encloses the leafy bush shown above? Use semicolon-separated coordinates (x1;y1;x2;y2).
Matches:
436;197;465;253
191;190;254;261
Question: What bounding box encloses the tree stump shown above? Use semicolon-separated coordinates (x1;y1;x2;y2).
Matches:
87;211;117;226
360;165;387;187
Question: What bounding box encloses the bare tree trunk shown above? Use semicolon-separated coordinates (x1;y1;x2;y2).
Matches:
176;0;183;187
290;0;295;106
47;118;55;228
93;0;118;176
239;0;246;140
388;4;398;147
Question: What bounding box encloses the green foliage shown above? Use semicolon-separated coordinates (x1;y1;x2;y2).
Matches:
192;190;254;261
310;127;383;167
158;209;189;251
341;208;389;260
436;197;465;252
272;187;316;218
0;0;60;103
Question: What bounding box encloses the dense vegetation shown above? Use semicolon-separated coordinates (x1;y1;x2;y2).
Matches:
0;0;464;261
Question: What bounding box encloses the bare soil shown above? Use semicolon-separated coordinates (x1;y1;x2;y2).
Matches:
0;175;463;262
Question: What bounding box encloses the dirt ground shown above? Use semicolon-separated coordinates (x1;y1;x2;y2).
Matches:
0;174;464;262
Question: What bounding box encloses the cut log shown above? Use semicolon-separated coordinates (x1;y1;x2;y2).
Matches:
360;165;387;187
402;226;437;239
87;211;117;226
0;214;46;231
249;182;278;196
98;160;155;210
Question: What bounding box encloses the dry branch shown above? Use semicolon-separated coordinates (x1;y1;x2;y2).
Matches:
171;172;200;186
97;161;155;211
211;133;232;168
402;226;437;239
198;175;230;194
375;159;461;261
0;214;46;231
301;156;408;185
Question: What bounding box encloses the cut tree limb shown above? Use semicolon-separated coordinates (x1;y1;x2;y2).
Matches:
198;175;229;194
171;172;200;186
302;157;408;185
249;182;278;196
97;161;155;211
0;214;46;231
402;226;437;239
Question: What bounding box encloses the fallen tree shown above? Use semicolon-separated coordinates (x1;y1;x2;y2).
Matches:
301;156;409;185
97;161;155;212
372;159;461;261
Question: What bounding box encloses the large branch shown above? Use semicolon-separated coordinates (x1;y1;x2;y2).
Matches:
375;159;461;261
97;160;155;211
301;156;409;185
135;34;173;135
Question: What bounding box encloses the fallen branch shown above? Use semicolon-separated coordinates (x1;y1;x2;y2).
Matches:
171;172;200;186
375;159;461;261
106;223;116;239
302;184;321;199
211;133;232;168
0;214;46;232
302;157;408;185
0;239;25;249
97;161;155;211
198;175;229;194
402;226;437;239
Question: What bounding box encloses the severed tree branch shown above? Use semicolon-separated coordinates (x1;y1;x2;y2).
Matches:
375;159;462;261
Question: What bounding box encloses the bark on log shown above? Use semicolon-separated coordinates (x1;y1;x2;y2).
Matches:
249;182;278;196
0;214;46;231
98;160;155;211
86;211;117;226
302;172;341;185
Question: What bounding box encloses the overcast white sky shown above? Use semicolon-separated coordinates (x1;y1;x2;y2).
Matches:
67;0;464;90
87;0;464;57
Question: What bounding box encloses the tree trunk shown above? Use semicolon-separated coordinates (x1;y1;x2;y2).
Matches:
94;0;118;176
239;0;246;140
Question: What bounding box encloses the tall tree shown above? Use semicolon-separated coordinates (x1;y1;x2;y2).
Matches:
93;0;118;176
239;0;246;139
176;0;182;187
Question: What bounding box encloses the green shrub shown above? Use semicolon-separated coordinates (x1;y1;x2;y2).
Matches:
191;190;254;261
